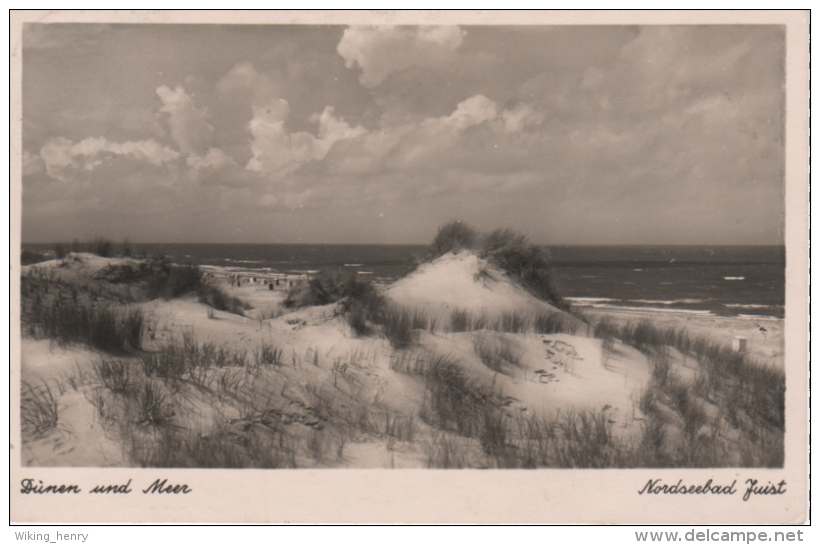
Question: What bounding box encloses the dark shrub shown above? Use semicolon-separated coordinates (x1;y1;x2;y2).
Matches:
53;243;67;260
91;236;114;257
430;220;479;259
141;260;247;315
165;265;203;298
286;269;382;310
419;222;567;310
285;269;388;337
145;262;202;300
379;306;415;348
344;306;372;336
29;296;145;354
21;250;50;265
479;228;565;309
198;283;247;316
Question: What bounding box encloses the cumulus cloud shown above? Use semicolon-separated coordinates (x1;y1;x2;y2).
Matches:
322;94;534;177
246;99;366;176
216;61;280;102
21;25;785;244
22;150;46;177
156;85;215;155
337;25;465;87
442;94;498;130
39;136;180;181
186;147;236;171
501;102;544;133
216;61;260;94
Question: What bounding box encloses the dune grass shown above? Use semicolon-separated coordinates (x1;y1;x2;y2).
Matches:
142;262;247;315
21;228;783;470
21;380;60;439
389;326;784;468
592;316;784;467
593;316;785;433
422;357;497;438
378;306;417;349
280;221;576;346
425;221;567;310
393;351;500;441
285;268;389;337
127;424;298;469
92;358;134;394
424;432;473;468
132;380;175;427
21;249;51;265
46;237;131;260
24;294;146;354
197;282;248;316
429;221;480;259
439;307;581;335
85;334;306;468
255;343;284;366
285;269;380;309
139;332;256;381
473;334;523;374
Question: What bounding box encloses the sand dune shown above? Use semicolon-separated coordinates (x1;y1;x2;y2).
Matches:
386;252;560;316
18;250;785;469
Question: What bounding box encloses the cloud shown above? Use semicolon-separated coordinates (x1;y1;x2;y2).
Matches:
22;150;46;176
216;61;260;94
501;102;544;133
321;94;541;178
186;147;236;171
156;85;215;155
39;136;180;181
215;61;280;102
21;25;785;244
442;94;498;130
337;25;465;88
246;98;366;176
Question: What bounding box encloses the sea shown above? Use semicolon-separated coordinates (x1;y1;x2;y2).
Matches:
22;243;786;319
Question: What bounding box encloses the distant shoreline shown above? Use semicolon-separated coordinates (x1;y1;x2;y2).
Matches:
20;242;786;319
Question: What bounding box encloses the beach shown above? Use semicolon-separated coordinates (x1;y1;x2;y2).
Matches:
19;249;786;469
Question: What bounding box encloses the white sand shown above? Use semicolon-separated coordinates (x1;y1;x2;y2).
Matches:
19;252;783;467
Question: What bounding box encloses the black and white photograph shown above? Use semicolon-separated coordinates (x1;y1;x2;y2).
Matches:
10;10;808;525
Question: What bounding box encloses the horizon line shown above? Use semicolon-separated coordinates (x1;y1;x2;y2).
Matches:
20;240;787;248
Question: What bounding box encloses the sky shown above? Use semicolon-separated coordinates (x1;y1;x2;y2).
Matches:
20;23;785;245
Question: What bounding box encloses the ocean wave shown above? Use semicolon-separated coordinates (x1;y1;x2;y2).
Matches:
724;303;772;309
344;263;363;267
225;259;264;264
588;303;715;315
566;297;620;304
357;271;373;275
628;298;705;305
723;276;745;281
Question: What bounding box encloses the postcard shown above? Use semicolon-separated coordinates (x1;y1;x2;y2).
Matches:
9;9;809;524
